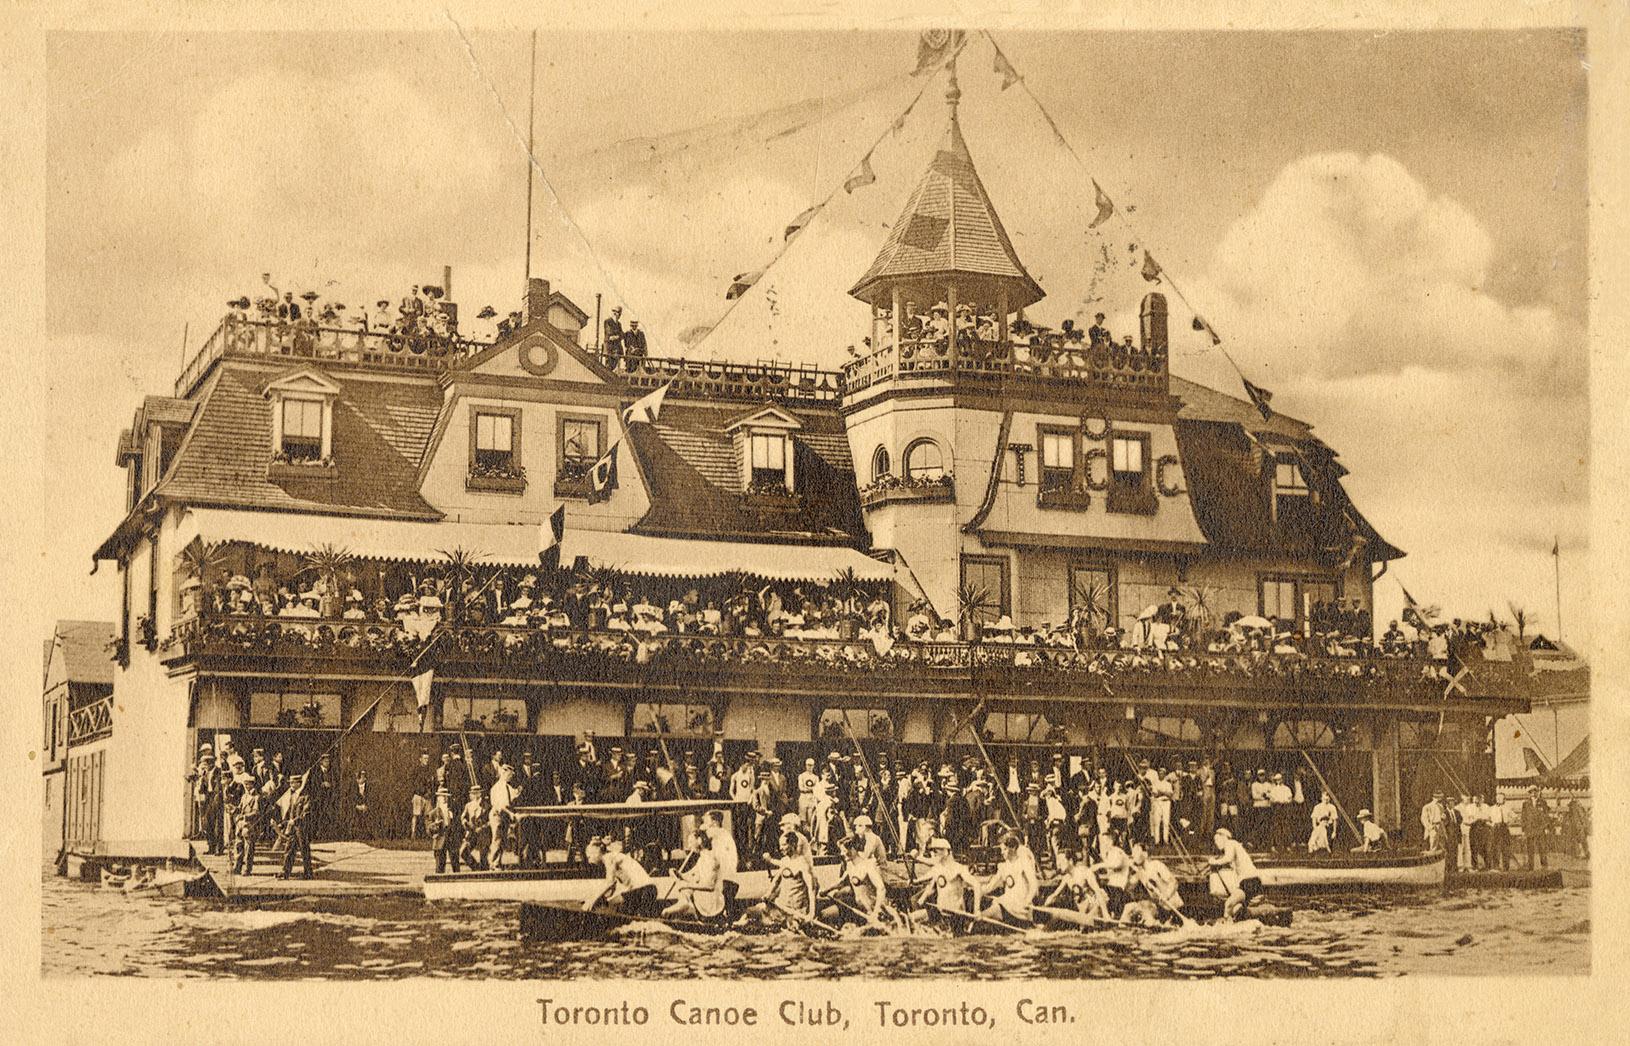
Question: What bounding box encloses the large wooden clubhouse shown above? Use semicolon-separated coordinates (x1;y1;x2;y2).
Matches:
69;94;1529;859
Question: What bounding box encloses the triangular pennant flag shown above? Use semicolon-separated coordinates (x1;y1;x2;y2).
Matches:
784;205;819;241
725;270;763;300
589;443;619;502
1089;181;1115;229
1241;377;1275;422
1140;249;1163;282
993;47;1020;89
412;668;435;710
843;153;877;194
538;503;566;572
623;381;670;425
1192;315;1223;345
913;29;966;75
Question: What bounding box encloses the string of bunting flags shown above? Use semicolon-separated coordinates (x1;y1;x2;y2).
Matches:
703;32;964;346
979;30;1278;422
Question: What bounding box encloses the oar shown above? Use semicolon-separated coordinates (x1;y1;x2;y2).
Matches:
1031;903;1153;933
926;901;1026;934
769;897;838;937
1131;866;1196;928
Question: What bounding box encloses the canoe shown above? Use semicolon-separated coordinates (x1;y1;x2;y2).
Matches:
426;855;845;903
518;901;838;940
1246;850;1445;891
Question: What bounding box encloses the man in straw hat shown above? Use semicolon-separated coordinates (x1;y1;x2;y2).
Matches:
1352;808;1389;853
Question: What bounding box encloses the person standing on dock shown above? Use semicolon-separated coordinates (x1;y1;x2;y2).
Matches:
1519;787;1549;870
458;785;489;871
278;773;314;880
1308;791;1339;854
1485;797;1513;869
409;753;434;840
427;786;461;873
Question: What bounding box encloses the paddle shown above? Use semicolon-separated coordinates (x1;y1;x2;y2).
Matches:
769;897;838;937
926;901;1026;934
1130;865;1196;928
1031;903;1154;933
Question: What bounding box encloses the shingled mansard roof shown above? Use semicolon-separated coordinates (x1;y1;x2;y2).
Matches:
47;620;116;687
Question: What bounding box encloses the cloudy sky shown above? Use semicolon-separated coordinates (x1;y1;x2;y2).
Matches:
42;28;1589;647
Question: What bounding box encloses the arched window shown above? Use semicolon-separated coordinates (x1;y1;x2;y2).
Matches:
871;445;891;484
904;438;944;480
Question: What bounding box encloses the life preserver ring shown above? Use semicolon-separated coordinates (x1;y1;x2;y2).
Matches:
1156;454;1183;496
517;336;557;377
1083;416;1110;441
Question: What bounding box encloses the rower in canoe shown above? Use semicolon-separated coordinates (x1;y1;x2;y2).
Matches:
977;831;1039;926
1207;827;1265;921
1087;834;1134;920
736;818;818;930
583;835;663;918
663;828;726;921
1123;842;1189;927
908;837;980;929
819;834;893;928
1039;846;1110;922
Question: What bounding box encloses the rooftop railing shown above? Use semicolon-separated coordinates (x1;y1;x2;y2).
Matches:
175;316;494;397
615;353;843;404
842;333;1170;399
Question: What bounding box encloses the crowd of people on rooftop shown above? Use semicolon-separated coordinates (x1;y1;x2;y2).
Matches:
850;303;1165;373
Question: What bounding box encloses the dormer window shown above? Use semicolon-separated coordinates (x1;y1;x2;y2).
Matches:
264;369;340;469
727;405;803;495
1273;452;1317;527
750;433;789;489
280;398;325;462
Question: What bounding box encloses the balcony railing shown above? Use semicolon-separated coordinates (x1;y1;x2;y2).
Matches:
176;316;494;397
842;334;1170;399
615;353;843;405
69;695;113;745
163;614;1529;707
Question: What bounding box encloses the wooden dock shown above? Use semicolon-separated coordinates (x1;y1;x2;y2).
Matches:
195;841;430;902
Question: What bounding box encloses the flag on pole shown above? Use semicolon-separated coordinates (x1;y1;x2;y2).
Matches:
784;205;819;242
539;503;566;572
1400;584;1426;630
993;47;1020;89
725;270;763;300
1522;746;1550;774
1551;536;1559;557
1140;250;1163;282
1242;376;1275;422
589;443;618;503
623;381;670;425
412;668;435;732
1089;181;1115;229
843;153;877;194
1192;314;1222;345
913;29;966;75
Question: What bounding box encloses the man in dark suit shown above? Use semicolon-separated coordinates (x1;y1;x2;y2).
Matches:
602;306;625;363
279;773;315;879
349;770;372;840
622;320;648;367
309;752;336;841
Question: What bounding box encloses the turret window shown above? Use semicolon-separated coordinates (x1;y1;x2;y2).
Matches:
904;438;945;480
871;445;891;483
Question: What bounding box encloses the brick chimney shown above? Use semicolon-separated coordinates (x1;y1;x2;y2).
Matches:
1140;292;1168;353
525;276;551;326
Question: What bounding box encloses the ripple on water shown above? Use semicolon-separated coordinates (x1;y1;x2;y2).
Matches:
39;875;1590;980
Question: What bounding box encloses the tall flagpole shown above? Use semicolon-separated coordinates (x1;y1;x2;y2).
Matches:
1552;535;1563;643
524;28;537;284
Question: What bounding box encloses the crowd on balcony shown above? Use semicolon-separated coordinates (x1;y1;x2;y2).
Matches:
174;552;1516;700
223;279;515;353
855;303;1164;373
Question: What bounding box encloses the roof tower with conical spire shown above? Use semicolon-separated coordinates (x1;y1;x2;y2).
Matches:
849;62;1044;312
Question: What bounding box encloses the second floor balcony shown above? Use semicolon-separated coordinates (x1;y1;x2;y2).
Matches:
841;329;1171;402
162;611;1531;714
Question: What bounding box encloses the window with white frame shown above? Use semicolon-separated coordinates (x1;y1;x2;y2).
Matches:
474;412;516;470
1038;427;1076;492
904;438;945;480
280;398;326;462
750;433;790;489
871;445;891;484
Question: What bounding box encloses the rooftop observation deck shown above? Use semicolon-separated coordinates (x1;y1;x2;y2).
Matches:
175;315;1164;406
162;613;1530;717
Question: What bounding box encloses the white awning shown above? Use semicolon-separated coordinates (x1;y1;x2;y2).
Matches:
176;507;895;583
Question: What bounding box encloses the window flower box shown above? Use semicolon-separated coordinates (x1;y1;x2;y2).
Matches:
467;461;527;494
1037;485;1092;510
268;454;338;482
859;473;955;509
